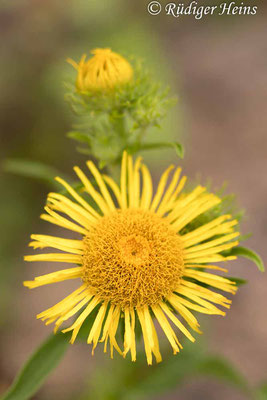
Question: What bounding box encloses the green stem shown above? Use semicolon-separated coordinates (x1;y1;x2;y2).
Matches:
111;111;127;139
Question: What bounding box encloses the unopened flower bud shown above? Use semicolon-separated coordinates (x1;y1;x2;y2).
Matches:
68;48;133;92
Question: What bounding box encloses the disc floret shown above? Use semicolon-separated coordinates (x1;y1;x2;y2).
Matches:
82;209;184;309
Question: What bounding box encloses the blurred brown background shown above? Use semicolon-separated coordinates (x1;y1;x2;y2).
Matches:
0;1;266;399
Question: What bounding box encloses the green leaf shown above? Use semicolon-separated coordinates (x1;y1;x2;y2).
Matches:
195;356;249;392
136;141;184;159
67;131;91;144
0;333;70;400
227;277;248;286
171;142;184;159
126;346;250;400
256;382;267;400
230;246;265;272
2;159;65;189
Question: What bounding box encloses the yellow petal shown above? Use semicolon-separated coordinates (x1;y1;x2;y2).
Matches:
150;165;174;212
87;302;108;352
87;161;116;211
159;302;195;342
74;166;110;215
140;165;153;210
103;175;123;208
29;234;84;255
120;151;128;209
152;305;181;354
23;267;83;289
41;207;88;235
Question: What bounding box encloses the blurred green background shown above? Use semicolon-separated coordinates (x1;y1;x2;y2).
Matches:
0;1;267;399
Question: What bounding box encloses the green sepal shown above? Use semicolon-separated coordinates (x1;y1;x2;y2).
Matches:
131;141;184;159
229;246;265;272
67;131;91;145
227;277;248;286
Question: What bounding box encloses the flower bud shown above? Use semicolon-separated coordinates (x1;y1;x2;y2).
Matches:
68;48;133;92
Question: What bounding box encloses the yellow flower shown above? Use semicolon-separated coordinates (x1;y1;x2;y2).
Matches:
24;153;239;364
68;48;133;92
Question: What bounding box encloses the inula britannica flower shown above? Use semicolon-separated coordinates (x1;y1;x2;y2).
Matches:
24;153;239;364
68;48;133;91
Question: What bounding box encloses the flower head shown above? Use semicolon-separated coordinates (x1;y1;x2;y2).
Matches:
68;48;133;92
24;153;239;364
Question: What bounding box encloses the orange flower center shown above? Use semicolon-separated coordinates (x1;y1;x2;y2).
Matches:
82;209;184;308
